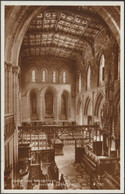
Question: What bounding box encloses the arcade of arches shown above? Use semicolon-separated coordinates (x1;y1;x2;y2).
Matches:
4;5;121;191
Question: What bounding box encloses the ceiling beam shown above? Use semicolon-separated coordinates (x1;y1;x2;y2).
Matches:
21;45;82;55
46;6;103;23
24;29;94;47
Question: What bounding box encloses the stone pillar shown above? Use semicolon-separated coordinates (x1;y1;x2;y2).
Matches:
39;95;42;121
56;92;60;122
12;67;15;114
4;63;8;114
9;64;13;113
6;63;12;113
92;91;95;124
12;66;20;124
82;95;84;124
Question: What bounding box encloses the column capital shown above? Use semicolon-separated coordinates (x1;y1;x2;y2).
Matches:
12;66;20;74
5;62;12;72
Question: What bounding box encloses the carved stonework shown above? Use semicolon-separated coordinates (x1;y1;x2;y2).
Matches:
5;62;12;72
12;66;20;75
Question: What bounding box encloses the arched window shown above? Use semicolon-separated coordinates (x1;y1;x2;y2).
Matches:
32;69;36;82
63;71;66;83
99;54;105;83
53;71;56;83
79;73;81;93
42;70;46;82
87;66;91;90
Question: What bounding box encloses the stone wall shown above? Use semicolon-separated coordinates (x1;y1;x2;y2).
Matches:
76;28;120;125
20;56;77;123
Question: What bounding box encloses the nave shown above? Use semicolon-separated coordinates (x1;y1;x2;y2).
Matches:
4;3;122;192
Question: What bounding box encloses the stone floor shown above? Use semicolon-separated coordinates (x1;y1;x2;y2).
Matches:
55;145;91;190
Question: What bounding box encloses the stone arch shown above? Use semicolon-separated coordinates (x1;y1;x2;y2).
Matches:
84;96;92;125
99;54;105;84
93;6;120;45
30;88;39;120
26;87;39;97
84;96;92;116
45;90;53;116
94;92;105;117
77;99;82;115
5;5;120;68
60;90;70;120
21;87;40;122
40;85;57;120
86;65;91;90
40;85;57;97
96;51;105;86
29;65;38;73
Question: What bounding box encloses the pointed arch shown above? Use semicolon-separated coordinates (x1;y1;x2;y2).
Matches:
84;96;92;125
99;54;105;84
45;90;53;115
87;65;91;90
30;88;38;120
84;97;91;115
40;86;57;119
94;92;104;116
77;99;82;115
60;90;69;120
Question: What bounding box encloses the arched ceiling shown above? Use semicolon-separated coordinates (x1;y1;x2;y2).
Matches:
20;6;106;61
4;5;120;65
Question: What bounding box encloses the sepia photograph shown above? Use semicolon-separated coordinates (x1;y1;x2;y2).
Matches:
1;1;124;193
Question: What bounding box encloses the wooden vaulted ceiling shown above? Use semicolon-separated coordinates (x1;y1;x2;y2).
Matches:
20;6;106;61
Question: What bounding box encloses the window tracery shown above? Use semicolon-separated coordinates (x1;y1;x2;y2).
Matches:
63;71;67;83
32;69;36;82
53;71;56;83
42;70;46;82
99;54;105;83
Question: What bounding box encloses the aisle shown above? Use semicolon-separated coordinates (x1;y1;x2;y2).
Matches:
55;145;91;190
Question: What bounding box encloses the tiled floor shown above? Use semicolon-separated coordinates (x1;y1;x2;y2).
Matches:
55;145;91;190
